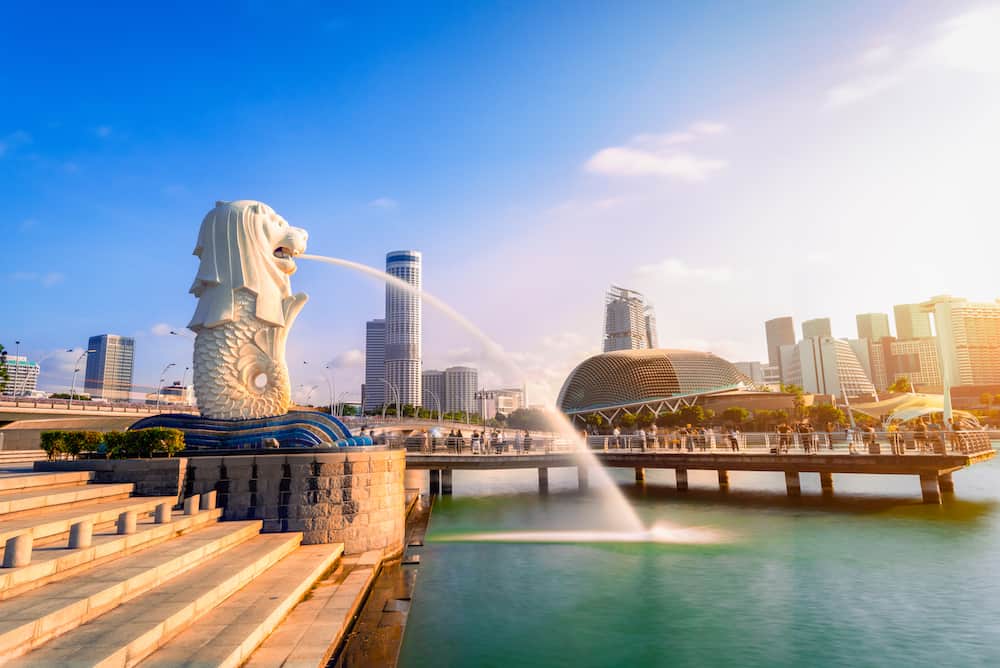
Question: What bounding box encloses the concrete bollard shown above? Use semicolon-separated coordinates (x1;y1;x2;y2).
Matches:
184;494;200;515
155;502;172;524
68;520;94;549
200;490;217;511
116;510;137;535
3;534;33;568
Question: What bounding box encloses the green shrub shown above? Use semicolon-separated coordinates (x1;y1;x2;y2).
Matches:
39;431;66;460
104;431;129;459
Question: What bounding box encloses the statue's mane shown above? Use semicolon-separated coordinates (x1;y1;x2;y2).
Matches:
187;200;291;330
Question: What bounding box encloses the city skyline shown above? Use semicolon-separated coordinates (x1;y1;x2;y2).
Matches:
5;2;1000;404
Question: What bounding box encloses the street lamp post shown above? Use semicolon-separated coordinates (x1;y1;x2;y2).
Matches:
336;391;351;418
155;363;176;413
179;366;191;406
13;340;20;399
379;379;400;422
69;348;96;409
424;388;443;426
323;364;335;416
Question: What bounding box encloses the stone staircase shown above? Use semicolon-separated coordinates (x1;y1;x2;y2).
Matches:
0;469;353;667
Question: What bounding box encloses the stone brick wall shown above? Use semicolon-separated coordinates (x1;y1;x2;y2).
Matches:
182;449;406;556
35;458;187;501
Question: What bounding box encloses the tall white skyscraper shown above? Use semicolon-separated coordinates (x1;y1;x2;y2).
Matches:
444;366;478;415
363;319;386;412
84;334;135;401
603;285;657;352
385;250;422;407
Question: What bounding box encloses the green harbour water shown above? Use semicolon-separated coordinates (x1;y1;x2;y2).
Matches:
399;455;1000;667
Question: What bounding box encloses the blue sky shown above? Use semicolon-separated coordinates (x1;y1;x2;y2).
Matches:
4;2;1000;402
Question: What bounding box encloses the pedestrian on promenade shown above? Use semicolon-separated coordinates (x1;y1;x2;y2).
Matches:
612;426;621;449
728;428;739;451
514;430;522;454
888;422;902;455
524;430;533;453
471;431;481;454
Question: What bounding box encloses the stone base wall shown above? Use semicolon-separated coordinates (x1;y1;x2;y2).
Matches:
183;449;406;555
34;458;187;501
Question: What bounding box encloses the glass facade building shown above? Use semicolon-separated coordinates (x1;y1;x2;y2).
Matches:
83;334;135;401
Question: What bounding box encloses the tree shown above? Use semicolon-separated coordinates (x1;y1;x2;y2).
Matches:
721;407;750;426
677;405;706;427
888;376;912;393
808;403;846;427
635;410;655;429
0;344;9;394
494;411;507;424
585;414;604;430
506;407;552;431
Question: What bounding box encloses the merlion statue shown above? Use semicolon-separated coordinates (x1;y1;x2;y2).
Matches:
188;200;308;420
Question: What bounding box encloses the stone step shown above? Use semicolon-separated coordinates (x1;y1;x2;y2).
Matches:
0;507;224;600
0;482;135;519
0;470;94;494
0;520;263;659
0;496;175;547
9;533;304;668
139;542;344;668
245;550;383;668
0;451;47;464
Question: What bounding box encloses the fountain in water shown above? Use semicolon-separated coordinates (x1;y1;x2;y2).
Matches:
300;254;652;533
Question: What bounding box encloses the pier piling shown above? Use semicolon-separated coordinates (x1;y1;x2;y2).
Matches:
920;472;941;504
675;469;688;491
784;471;801;497
538;467;549;494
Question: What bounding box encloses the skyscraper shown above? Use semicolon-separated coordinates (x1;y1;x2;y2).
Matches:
856;313;891;341
421;369;445;414
802;317;832;340
603;285;657;352
785;336;876;399
362;319;386;412
764;316;795;368
385;250;422;407
924;296;1000;386
83;334;135;401
0;355;39;396
444;366;478;415
894;303;933;340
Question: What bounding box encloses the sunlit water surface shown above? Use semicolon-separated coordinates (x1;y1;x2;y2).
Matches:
399;455;1000;667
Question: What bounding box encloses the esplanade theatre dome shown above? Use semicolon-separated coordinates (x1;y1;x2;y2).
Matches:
557;349;752;415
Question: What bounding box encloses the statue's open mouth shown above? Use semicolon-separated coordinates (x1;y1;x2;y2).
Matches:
273;246;299;273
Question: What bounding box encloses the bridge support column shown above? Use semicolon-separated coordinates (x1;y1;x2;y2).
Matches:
577;466;589;490
784;471;801;497
920;472;941;504
675;469;688;491
441;470;453;495
429;469;440;495
538;468;549;494
820;472;834;496
635;467;645;484
938;472;954;493
718;470;730;491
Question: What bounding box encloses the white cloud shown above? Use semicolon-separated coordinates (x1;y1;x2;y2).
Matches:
370;197;398;210
327;348;364;368
10;271;64;287
827;7;1000;108
635;258;734;283
585;120;728;182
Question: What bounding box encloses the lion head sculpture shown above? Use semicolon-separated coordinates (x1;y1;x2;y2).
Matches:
188;200;308;330
188;200;309;420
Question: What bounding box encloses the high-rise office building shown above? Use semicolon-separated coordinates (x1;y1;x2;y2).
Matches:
363;319;386;412
802;317;832;340
476;387;526;420
856;313;891;341
83;334;135;401
764;317;795;368
444;366;478;415
733;361;765;384
785;336;876;399
0;355;39;396
421;369;445;414
894;303;933;340
924;296;1000;386
385;250;422;407
603;285;657;352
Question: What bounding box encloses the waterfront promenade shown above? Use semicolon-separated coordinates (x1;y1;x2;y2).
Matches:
405;431;997;503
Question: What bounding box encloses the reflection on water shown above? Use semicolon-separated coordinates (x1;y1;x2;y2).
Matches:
400;459;1000;668
439;521;732;546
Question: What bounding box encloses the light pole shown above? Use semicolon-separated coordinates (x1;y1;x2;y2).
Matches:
424;388;443;426
336;391;351;417
69;348;96;409
379;379;400;422
179;366;191;405
323;364;336;416
13;340;19;398
155;362;176;413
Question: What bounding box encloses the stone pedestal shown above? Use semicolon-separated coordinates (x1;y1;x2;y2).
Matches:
155;502;172;524
3;534;32;568
69;520;93;549
784;471;801;497
117;510;137;535
675;469;688;491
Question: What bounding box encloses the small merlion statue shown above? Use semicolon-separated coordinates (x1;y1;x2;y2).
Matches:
188;200;308;420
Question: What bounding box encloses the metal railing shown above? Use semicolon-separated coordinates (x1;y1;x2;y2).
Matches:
0;397;198;415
